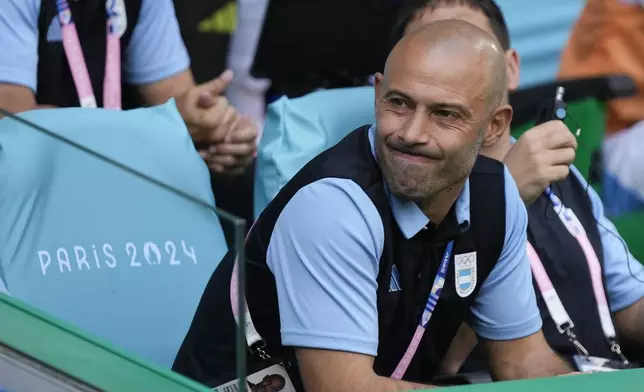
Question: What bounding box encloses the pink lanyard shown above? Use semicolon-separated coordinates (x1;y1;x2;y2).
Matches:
527;188;628;363
391;242;453;379
55;0;125;109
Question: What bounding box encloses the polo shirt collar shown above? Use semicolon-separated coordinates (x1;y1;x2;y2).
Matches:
368;125;471;239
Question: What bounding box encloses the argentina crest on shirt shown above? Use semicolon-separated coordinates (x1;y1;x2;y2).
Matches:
454;251;477;298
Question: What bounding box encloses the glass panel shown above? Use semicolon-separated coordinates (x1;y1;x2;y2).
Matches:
0;343;98;392
0;106;245;391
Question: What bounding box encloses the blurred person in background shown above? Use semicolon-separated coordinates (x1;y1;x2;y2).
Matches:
0;0;256;176
559;0;644;216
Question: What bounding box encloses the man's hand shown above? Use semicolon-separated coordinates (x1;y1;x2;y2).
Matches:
200;115;257;175
175;69;258;175
503;120;578;205
175;69;238;144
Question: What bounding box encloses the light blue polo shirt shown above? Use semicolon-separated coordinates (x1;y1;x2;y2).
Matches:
0;101;227;368
0;0;190;91
263;125;542;355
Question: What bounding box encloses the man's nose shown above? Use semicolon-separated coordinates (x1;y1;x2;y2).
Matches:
398;112;430;145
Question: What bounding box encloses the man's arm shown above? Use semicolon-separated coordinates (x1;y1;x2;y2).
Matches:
440;322;478;375
615;299;644;345
297;350;429;392
124;0;193;104
483;331;571;380
0;85;41;116
137;69;195;107
0;0;50;114
568;167;644;344
266;178;435;392
468;166;572;379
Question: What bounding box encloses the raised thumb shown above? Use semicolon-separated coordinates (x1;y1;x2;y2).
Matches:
204;69;234;96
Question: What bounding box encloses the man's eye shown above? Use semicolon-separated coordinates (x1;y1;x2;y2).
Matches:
435;110;458;119
390;98;408;109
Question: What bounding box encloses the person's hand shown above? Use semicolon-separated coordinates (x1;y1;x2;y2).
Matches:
503;120;578;205
200;115;258;176
175;69;239;145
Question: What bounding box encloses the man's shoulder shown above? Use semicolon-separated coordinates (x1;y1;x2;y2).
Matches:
272;177;384;231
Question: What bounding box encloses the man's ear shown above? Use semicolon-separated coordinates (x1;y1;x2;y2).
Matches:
483;104;513;147
374;71;384;91
374;72;384;109
505;49;520;92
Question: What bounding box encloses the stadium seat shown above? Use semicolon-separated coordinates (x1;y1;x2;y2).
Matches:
254;86;374;218
0;102;229;368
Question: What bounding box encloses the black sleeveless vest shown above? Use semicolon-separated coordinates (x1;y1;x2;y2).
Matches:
173;126;508;388
528;175;618;360
37;0;142;109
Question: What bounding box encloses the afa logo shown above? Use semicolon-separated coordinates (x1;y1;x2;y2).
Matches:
454;251;477;298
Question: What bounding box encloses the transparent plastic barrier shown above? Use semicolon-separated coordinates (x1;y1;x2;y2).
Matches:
0;106;247;391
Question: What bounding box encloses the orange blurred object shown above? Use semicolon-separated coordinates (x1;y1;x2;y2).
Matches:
559;0;644;134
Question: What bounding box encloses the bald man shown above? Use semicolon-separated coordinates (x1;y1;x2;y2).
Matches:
173;20;571;391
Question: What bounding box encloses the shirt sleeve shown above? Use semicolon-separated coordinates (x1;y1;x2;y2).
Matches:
569;166;644;312
123;0;190;85
0;0;40;91
266;178;385;356
467;166;543;340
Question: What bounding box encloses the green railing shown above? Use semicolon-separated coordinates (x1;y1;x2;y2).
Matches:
3;290;644;391
0;293;210;392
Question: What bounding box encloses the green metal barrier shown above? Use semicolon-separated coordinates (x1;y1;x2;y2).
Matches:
0;293;210;392
2;291;644;390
